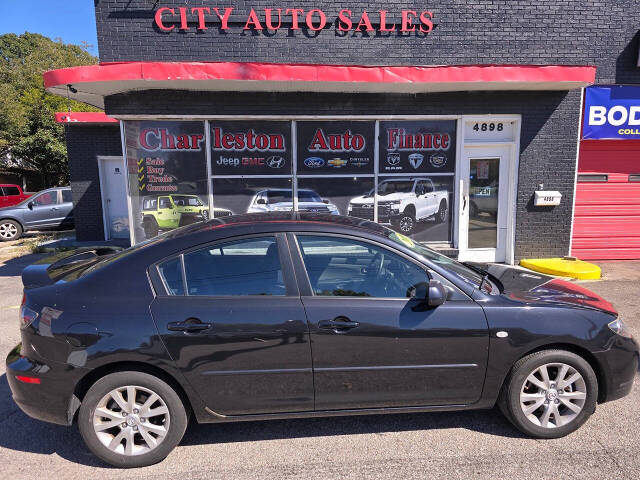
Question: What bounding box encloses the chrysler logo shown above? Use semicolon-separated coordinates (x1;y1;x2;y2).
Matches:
266;156;285;168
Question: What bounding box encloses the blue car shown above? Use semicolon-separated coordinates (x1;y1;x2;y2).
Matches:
0;187;74;241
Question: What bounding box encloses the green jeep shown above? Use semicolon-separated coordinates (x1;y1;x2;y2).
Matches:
141;194;210;238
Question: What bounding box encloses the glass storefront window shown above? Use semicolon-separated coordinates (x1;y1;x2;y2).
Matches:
124;120;208;243
376;175;454;242
212;178;293;216
120;119;460;247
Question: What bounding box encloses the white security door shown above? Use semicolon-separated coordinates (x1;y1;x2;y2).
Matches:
99;156;130;240
458;145;512;263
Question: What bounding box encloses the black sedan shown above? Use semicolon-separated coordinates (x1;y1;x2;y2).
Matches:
6;213;638;468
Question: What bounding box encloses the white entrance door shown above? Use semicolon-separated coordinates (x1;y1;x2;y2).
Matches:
458;145;513;263
99;156;130;240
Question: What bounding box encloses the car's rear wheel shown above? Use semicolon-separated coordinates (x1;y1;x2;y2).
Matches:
435;200;448;224
0;220;22;241
500;350;597;438
78;371;188;468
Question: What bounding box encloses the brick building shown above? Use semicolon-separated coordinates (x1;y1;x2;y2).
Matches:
47;1;639;263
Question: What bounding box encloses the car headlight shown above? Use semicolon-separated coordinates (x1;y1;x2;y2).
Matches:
348;203;353;212
608;318;633;338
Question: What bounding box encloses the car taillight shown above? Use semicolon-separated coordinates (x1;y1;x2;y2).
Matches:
19;294;38;330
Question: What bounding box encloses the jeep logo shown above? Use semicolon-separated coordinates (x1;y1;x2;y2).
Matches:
266;156;285;168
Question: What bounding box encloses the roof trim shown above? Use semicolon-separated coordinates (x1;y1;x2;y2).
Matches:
44;62;597;109
55;112;118;124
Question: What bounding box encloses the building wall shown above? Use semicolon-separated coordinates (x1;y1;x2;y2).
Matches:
94;0;640;84
105;89;580;260
65;125;122;241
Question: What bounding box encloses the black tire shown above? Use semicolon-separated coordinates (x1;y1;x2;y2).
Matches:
0;219;23;241
392;210;416;234
78;371;188;468
435;200;448;224
143;218;159;239
500;349;597;439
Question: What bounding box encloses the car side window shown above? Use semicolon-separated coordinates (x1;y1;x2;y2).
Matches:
4;186;20;196
296;235;430;298
157;257;185;295
31;191;59;206
182;236;286;296
61;190;72;203
159;197;172;209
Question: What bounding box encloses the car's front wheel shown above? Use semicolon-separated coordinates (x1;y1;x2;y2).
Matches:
393;211;416;234
0;219;23;241
500;350;597;438
78;371;188;468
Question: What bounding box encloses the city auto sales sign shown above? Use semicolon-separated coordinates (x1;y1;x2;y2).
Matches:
154;6;435;34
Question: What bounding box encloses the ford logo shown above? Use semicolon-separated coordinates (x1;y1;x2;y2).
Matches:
304;157;325;168
266;156;285;168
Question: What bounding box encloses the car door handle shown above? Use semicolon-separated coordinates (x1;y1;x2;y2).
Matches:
318;317;360;333
167;318;212;333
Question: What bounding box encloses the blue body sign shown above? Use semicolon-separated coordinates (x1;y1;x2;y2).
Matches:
583;86;640;139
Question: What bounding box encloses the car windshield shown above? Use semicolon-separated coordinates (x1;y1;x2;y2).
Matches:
172;195;203;206
376;181;414;195
267;190;292;203
387;231;484;288
298;191;322;202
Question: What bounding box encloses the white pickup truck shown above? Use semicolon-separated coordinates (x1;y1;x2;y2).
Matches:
348;178;448;234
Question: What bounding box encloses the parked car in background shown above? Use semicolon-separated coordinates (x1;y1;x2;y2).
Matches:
0;186;73;241
348;178;448;234
0;184;32;208
141;194;232;239
247;189;340;215
6;213;638;467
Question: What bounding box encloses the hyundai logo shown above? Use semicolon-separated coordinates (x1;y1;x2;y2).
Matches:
304;157;325;168
266;156;285;168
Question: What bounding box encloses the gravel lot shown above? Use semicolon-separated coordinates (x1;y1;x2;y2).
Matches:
0;255;638;479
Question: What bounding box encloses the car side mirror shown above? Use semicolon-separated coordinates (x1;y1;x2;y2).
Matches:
257;198;266;205
322;199;329;204
427;280;447;307
27;201;34;210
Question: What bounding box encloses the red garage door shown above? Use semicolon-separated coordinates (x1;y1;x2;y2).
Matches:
571;140;640;260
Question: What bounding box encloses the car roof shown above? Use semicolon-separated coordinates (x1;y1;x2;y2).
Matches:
161;212;389;241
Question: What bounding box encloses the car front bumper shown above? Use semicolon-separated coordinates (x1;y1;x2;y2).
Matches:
593;335;639;403
6;344;83;426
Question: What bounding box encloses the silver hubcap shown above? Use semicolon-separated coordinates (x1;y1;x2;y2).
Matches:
400;216;414;232
0;222;17;239
520;363;587;428
93;385;170;456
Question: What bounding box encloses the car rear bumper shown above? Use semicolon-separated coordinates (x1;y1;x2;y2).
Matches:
594;335;639;403
6;344;80;426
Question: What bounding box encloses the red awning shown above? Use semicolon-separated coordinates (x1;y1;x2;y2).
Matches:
44;61;596;109
55;112;118;124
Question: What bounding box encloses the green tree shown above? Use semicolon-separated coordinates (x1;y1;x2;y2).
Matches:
0;33;99;185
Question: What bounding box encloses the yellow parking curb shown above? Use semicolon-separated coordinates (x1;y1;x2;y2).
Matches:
520;257;601;280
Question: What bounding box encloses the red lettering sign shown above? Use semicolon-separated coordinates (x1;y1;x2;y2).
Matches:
153;7;437;35
308;129;365;153
139;128;204;151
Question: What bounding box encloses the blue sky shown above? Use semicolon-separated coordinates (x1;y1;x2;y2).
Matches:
0;1;98;54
